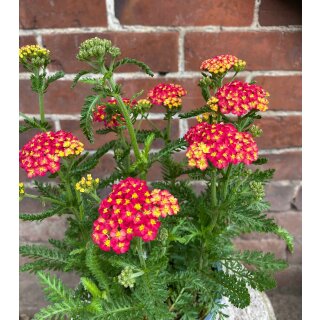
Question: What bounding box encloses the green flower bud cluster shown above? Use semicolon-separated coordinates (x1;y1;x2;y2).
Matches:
76;37;121;62
19;45;50;70
249;181;265;201
159;227;168;242
249;125;263;137
118;267;136;288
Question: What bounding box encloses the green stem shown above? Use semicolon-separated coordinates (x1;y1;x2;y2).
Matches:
222;164;232;201
38;91;45;123
210;169;217;207
169;287;186;312
108;77;141;161
165;116;172;144
137;238;146;269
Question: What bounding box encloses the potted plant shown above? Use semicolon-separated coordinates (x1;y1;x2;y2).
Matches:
19;37;293;319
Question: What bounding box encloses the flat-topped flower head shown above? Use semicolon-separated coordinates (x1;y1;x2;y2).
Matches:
75;174;100;193
19;44;50;69
93;98;137;128
19;131;84;178
200;54;246;75
215;81;270;116
147;83;187;109
92;177;179;254
184;122;258;170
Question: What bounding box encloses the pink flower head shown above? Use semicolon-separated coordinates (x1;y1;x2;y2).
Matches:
19;131;84;178
184;122;258;170
93;98;137;128
200;54;246;74
147;83;187;108
92;177;180;254
214;81;270;116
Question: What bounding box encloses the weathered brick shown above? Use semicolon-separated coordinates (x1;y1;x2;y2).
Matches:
252;152;302;181
20;80;91;114
115;0;255;26
269;211;302;265
292;186;302;211
265;182;299;212
233;239;287;259
20;194;45;213
185;32;302;71
42;32;179;73
19;0;107;29
274;265;302;294
259;0;302;26
254;116;302;149
20;216;68;243
254;76;302;111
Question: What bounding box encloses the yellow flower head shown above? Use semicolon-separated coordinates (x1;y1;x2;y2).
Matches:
75;174;100;193
19;45;50;69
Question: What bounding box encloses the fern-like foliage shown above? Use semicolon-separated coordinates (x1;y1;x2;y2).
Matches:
80;94;101;143
112;58;154;77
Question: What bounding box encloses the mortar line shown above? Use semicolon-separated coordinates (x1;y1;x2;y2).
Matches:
251;0;262;28
19;70;302;81
19;25;302;36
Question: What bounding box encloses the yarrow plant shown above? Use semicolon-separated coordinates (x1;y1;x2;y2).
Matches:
19;38;293;319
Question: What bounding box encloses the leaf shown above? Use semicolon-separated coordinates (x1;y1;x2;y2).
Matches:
252;157;268;165
81;277;102;298
178;105;211;119
275;226;294;253
72;70;92;88
46;71;65;86
33;301;79;320
19;206;66;221
113;58;154;77
19;112;51;133
80;95;101;143
37;271;73;303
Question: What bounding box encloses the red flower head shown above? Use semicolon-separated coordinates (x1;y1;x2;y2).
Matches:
92;177;179;254
214;81;270;116
93;98;137;128
184;122;258;170
147;83;187;110
200;54;246;75
19;131;84;178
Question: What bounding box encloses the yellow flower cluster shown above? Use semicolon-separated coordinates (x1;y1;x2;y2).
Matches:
163;97;182;110
19;182;25;195
19;45;50;68
75;174;100;193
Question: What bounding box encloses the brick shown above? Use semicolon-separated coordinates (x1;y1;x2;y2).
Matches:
259;0;302;26
252;152;302;181
185;32;302;71
20;194;45;213
274;265;302;294
233;239;287;259
42;32;179;73
20;80;91;114
254;116;302;149
254;76;302;111
20;216;68;243
115;0;255;27
269;211;302;265
90;154;117;179
19;0;107;29
265;182;299;212
292;186;302;211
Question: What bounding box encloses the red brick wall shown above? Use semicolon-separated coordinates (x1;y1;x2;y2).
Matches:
19;0;302;315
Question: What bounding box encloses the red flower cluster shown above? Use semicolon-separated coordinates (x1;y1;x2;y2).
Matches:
147;83;187;108
93;98;136;128
200;55;246;75
214;81;270;116
184;122;258;170
92;177;179;254
19;131;84;178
